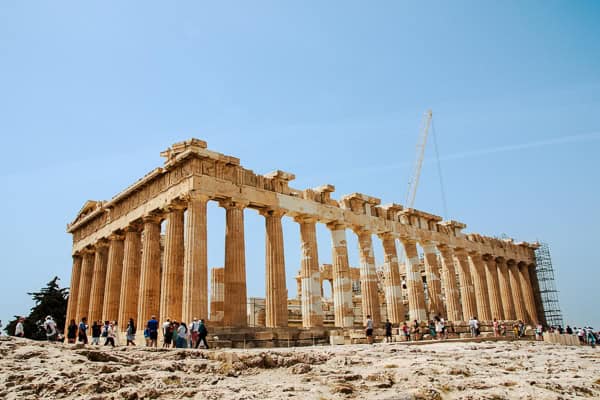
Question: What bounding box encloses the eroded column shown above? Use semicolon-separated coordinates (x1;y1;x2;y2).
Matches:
497;257;516;320
438;245;462;322
454;248;477;321
221;200;247;327
483;255;504;321
76;248;95;322
118;225;142;328
182;195;209;324
263;209;288;328
138;215;162;326
508;259;527;321
159;204;185;324
468;252;492;321
327;223;353;328
102;233;124;322
88;240;109;323
380;234;405;324
297;216;323;328
518;262;538;324
421;241;445;319
65;254;82;331
210;267;225;323
401;239;427;322
528;264;546;326
356;230;381;325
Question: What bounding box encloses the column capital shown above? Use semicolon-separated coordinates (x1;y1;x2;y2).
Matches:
326;221;347;231
124;221;143;233
517;261;528;268
506;259;517;267
93;239;109;250
399;236;418;245
351;226;371;236
258;207;286;218
142;213;163;224
293;214;318;224
165;200;187;212
108;232;125;242
81;246;96;255
377;232;396;240
218;198;249;210
495;256;506;264
183;192;211;203
482;253;494;262
72;252;83;259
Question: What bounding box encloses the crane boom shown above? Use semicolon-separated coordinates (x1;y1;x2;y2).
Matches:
405;109;433;209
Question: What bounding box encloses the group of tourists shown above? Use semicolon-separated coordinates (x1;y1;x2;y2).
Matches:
159;317;209;349
549;325;598;347
66;318;120;346
376;315;452;342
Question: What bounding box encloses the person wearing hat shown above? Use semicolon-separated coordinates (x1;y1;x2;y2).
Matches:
43;316;57;341
15;317;25;337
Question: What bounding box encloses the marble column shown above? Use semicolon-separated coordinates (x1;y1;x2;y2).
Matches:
182;195;209;324
159;205;185;324
137;215;162;326
221;200;248;327
400;239;427;322
263;209;288;328
327;222;353;328
438;245;462;322
76;248;95;322
210;267;225;323
454;248;477;321
297;216;323;328
356;230;381;325
518;262;538;324
380;234;405;324
497;257;516;320
528;264;546;326
508;259;527;321
88;240;109;323
102;233;124;322
65;254;82;331
483;255;504;321
421;241;445;319
118;225;142;329
468;252;492;321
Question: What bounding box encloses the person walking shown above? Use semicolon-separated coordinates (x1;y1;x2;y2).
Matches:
126;318;136;346
147;315;159;347
365;315;374;344
77;317;88;344
411;320;420;341
493;318;499;337
401;322;410;341
190;318;199;348
384;319;393;343
104;321;116;347
15;317;25;338
176;322;188;348
195;319;209;349
44;316;58;342
535;322;543;341
66;319;77;343
434;318;443;340
162;319;172;348
91;321;101;345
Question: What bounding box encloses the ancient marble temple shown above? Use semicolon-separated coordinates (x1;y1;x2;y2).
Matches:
65;139;544;333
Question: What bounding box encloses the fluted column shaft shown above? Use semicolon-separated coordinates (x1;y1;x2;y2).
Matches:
528;265;546;326
88;241;109;323
328;223;353;328
65;255;82;332
380;235;405;324
497;258;516;320
518;263;538;324
222;201;247;327
159;206;185;324
483;255;504;320
421;242;445;318
102;234;124;322
298;217;323;327
210;267;225;323
438;245;462;322
468;252;492;321
263;209;288;327
401;239;427;322
118;226;142;328
454;248;477;320
508;260;527;321
182;196;209;324
356;230;381;325
138;216;162;326
76;249;95;322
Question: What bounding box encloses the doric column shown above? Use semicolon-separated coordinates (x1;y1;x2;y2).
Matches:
327;222;353;328
497;257;515;320
400;239;427;322
88;240;109;323
118;224;142;328
421;241;445;318
380;234;405;324
438;245;462;322
483;254;504;321
356;230;381;325
454;248;477;321
507;259;527;321
518;262;538;324
76;248;95;322
159;204;185;324
468;252;492;321
137;215;162;326
65;254;82;332
210;267;225;323
102;233;125;322
182;195;209;324
220;199;248;327
528;264;546;326
263;208;288;328
296;216;323;328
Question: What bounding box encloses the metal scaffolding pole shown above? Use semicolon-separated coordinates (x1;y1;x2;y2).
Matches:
534;243;564;327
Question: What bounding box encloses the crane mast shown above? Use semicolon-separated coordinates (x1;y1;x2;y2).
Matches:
405;109;433;209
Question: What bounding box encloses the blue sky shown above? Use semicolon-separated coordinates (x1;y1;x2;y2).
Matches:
1;1;598;329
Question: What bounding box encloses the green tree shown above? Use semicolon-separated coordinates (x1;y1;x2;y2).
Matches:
5;276;68;340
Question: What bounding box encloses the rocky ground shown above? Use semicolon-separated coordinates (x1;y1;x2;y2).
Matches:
0;337;599;399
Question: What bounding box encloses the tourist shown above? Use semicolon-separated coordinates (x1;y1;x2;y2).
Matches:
104;321;115;347
176;322;188;348
535;322;543;341
196;319;209;349
113;321;120;345
469;316;480;337
365;315;374;344
147;315;159;348
190;318;199;348
162;318;171;348
171;321;179;348
15;317;25;338
384;319;393;343
428;320;436;339
78;317;88;344
66;319;77;343
44;316;58;342
434;317;443;340
492;318;499;337
500;322;507;336
91;321;101;345
517;320;525;338
143;327;150;346
126;318;136;346
411;320;420;341
512;323;519;338
402;322;410;341
566;325;573;335
586;327;596;348
557;325;564;334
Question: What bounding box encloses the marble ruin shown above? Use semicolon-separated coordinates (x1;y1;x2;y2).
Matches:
66;139;544;338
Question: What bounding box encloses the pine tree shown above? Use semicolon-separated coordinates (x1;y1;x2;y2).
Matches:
5;277;68;340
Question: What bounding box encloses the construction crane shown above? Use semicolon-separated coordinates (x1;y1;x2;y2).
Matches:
405;109;433;209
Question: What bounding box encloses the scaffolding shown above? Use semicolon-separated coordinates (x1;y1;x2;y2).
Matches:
534;242;564;327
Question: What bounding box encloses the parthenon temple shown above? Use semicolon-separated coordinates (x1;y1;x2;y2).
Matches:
65;139;544;338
